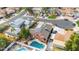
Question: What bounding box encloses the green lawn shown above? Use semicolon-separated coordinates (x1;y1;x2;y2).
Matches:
48;15;57;19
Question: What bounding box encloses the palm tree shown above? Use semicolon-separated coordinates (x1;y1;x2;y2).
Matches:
19;27;31;39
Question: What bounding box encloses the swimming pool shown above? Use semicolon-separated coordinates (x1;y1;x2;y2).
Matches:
29;40;46;50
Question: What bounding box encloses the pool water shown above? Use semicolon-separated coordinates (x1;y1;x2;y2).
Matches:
16;47;27;51
30;41;45;49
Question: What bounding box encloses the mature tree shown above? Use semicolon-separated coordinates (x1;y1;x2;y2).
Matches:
19;27;31;39
65;33;79;51
0;37;7;50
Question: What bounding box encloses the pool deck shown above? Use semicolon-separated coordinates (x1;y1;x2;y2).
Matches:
4;42;38;51
28;39;47;50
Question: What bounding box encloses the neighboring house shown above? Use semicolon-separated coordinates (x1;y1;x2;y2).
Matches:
58;8;74;17
32;7;42;14
74;12;79;19
10;18;25;28
4;17;32;39
0;7;20;19
5;8;16;14
5;27;20;36
4;18;25;40
53;27;74;49
0;9;6;18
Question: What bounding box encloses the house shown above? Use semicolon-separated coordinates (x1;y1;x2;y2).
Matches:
5;17;32;39
32;22;53;43
58;8;74;17
5;18;24;39
32;7;42;14
5;8;16;14
41;23;53;40
0;7;21;19
52;27;74;50
10;18;25;28
5;27;21;36
21;17;34;28
0;9;6;18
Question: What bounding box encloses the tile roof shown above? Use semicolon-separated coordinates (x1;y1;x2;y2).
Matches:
54;30;74;42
